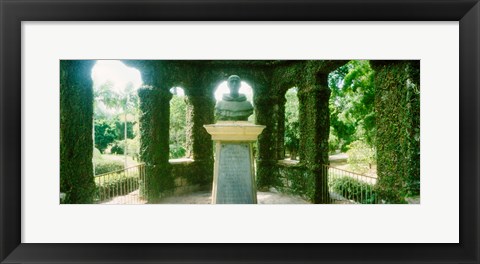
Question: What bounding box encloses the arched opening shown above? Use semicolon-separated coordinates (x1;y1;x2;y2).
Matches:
327;60;376;175
169;87;189;160
214;80;255;122
91;60;143;175
283;87;300;161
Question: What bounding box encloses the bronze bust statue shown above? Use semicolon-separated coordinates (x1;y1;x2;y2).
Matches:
215;75;254;121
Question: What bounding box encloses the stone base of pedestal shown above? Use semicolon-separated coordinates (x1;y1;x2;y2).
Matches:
204;121;265;204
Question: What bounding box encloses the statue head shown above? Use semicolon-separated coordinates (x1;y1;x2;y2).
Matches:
216;74;253;121
227;75;241;98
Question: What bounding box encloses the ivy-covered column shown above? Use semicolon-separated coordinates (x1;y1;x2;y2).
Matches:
276;95;286;160
255;93;279;190
186;94;215;186
60;60;96;203
298;73;331;203
371;61;420;203
138;86;173;201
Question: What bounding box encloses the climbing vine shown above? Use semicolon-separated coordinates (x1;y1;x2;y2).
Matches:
138;86;173;200
372;61;420;203
60;60;96;204
269;61;347;203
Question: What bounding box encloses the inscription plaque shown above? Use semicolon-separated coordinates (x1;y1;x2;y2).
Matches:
215;143;254;204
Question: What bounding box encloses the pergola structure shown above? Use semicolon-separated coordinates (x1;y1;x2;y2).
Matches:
60;60;420;204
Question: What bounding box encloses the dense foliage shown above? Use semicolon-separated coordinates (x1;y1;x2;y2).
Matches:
94;119;118;153
346;140;376;174
328;60;376;152
110;138;140;157
93;77;142;162
114;121;135;140
60;60;96;204
330;176;378;204
93;157;124;175
169;93;187;159
277;60;419;204
138;87;173;200
281;61;377;174
284;88;300;160
94;83;187;160
94;171;140;202
373;61;420;203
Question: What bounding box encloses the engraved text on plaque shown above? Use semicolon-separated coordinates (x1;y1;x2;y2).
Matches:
215;143;254;204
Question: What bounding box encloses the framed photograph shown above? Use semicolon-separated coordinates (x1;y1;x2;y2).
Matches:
1;0;479;263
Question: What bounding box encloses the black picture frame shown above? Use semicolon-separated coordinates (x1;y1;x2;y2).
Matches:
1;0;479;263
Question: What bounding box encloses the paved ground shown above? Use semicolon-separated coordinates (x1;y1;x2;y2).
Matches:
101;190;147;204
329;152;349;161
157;190;310;204
101;189;310;204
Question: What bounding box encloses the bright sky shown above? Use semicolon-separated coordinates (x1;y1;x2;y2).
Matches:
172;82;253;102
170;87;185;96
214;81;253;102
91;60;254;103
91;60;143;94
91;60;143;117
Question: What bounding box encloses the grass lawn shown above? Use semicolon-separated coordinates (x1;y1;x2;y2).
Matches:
329;156;377;178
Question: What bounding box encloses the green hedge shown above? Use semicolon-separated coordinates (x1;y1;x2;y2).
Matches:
330;176;378;204
94;159;124;175
94;173;140;201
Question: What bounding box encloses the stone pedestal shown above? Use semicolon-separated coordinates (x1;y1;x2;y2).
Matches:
204;121;265;204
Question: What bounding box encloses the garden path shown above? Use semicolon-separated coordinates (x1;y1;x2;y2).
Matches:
101;189;310;204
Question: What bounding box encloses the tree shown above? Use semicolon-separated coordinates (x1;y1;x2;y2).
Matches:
94;81;122;112
169;93;187;159
114;119;135;139
94;119;118;153
328;60;376;150
94;80;140;167
284;88;300;160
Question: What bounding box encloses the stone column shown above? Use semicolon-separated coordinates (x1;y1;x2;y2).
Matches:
276;95;286;160
138;85;173;201
130;61;178;201
371;61;420;203
298;73;331;204
186;95;215;186
254;95;280;190
60;60;96;203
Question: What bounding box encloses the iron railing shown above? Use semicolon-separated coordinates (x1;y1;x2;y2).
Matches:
92;163;379;204
94;163;147;204
324;164;380;204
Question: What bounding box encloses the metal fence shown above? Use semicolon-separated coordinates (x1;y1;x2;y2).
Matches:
94;163;147;204
92;163;379;204
324;164;380;204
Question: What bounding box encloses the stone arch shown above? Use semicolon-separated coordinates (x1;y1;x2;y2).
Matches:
90;60;143;166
